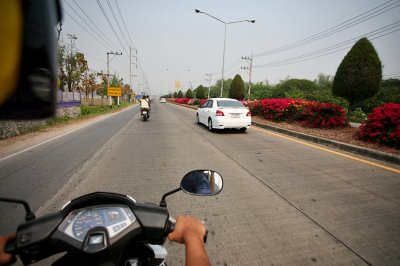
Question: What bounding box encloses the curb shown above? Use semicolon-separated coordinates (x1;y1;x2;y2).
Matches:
252;121;400;166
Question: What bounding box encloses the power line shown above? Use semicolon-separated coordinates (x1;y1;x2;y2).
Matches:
254;26;400;69
114;0;136;49
63;8;114;51
255;21;400;68
105;0;131;51
254;0;400;57
71;0;119;50
96;0;128;55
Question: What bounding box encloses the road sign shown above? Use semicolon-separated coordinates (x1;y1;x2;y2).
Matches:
107;87;122;97
175;81;181;89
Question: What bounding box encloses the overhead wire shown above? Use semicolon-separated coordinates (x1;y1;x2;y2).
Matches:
95;0;129;56
254;21;400;68
253;0;400;57
72;0;119;50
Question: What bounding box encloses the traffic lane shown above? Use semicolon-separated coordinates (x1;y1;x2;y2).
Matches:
169;103;400;265
37;102;366;265
0;105;139;235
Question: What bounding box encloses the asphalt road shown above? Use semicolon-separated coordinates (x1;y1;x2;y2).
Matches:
1;102;399;265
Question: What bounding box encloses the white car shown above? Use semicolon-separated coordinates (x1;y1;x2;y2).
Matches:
160;98;166;103
196;98;251;132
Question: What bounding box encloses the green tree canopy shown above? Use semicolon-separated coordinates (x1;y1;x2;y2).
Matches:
332;37;382;117
177;90;183;98
195;85;206;99
229;74;245;100
185;89;193;99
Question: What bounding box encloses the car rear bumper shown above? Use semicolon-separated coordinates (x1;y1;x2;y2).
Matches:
213;116;251;129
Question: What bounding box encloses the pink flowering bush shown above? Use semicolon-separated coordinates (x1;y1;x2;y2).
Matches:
199;99;208;106
248;98;346;128
299;102;346;128
359;102;400;147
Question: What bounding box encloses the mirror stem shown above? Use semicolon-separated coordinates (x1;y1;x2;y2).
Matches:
160;188;181;207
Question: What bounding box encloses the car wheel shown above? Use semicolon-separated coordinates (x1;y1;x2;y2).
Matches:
196;114;200;124
240;127;247;132
208;119;213;131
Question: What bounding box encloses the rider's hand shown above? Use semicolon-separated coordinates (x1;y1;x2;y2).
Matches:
168;216;211;266
168;215;206;244
0;234;16;266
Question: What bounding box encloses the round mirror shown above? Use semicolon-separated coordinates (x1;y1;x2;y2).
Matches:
180;170;223;196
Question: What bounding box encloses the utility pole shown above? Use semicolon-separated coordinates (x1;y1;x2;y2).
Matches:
107;51;122;106
205;73;212;98
66;34;77;92
130;47;137;98
241;51;253;100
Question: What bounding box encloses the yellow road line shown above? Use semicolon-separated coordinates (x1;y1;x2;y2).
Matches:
252;126;400;174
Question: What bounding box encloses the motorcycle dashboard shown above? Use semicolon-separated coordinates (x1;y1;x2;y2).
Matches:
58;205;136;242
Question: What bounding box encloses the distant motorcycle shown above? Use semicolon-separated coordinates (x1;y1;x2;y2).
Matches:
140;109;150;121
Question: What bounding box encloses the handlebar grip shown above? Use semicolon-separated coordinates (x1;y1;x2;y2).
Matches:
5;239;16;255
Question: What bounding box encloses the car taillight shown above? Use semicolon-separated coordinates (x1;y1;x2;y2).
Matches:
246;111;251;116
216;110;225;116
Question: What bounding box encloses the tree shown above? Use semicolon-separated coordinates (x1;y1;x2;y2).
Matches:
314;73;333;88
332;37;382;121
186;89;193;99
195;85;206;99
177;90;183;98
229;74;245;100
173;92;178;98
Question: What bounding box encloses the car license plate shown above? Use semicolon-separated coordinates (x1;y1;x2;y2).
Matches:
231;114;240;118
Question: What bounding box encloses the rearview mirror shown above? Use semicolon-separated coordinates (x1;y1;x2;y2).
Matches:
181;170;223;196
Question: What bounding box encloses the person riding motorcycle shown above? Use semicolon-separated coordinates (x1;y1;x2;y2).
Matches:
0;1;211;265
140;95;151;114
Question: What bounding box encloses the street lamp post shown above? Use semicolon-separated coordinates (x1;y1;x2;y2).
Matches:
195;9;255;97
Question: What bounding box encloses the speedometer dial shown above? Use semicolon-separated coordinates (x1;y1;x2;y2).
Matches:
72;210;105;240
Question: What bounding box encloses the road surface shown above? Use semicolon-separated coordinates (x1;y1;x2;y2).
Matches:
0;102;399;265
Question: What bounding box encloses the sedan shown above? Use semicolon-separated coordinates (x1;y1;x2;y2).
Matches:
196;98;251;132
160;98;166;103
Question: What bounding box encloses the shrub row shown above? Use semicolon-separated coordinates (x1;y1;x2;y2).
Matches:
248;98;346;128
358;102;400;147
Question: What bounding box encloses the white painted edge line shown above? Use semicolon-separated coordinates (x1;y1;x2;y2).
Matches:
0;105;136;163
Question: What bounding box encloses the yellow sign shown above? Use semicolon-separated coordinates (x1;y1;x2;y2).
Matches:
175;81;181;89
107;87;122;96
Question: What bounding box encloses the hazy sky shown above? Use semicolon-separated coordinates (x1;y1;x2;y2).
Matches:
60;0;400;96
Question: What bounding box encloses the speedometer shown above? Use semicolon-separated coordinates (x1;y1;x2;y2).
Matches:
72;210;105;240
59;206;136;241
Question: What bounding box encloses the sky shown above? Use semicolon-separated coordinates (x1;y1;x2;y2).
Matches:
60;0;400;96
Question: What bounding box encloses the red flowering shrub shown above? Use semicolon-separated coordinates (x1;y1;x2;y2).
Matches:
175;98;191;104
299;102;346;128
258;98;307;121
359;102;400;147
199;99;208;106
248;101;263;116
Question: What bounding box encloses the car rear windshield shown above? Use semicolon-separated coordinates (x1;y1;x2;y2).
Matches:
217;100;244;108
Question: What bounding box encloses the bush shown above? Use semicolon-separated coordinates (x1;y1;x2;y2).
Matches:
249;98;346;128
199;99;208;106
299;102;346;128
358;102;400;147
247;101;263;116
258;98;306;121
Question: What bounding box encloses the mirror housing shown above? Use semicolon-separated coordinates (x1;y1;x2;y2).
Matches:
181;170;223;196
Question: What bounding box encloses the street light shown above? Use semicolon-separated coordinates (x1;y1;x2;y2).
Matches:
195;9;255;97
